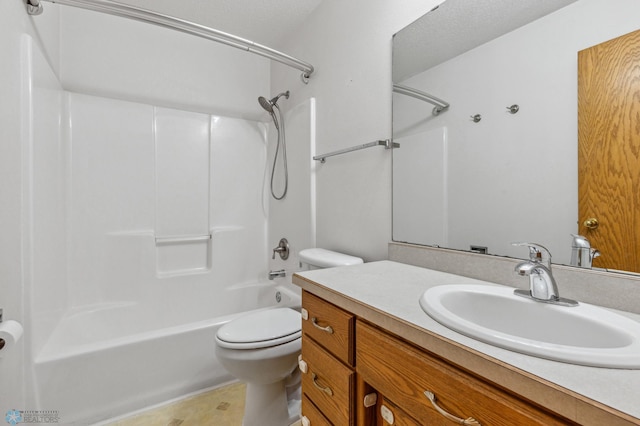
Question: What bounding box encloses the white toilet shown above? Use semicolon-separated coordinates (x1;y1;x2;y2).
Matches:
214;248;363;426
298;248;364;270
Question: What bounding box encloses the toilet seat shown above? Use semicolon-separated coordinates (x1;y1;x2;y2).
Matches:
216;308;301;350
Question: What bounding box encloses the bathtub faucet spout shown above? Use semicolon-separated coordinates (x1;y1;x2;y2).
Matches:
268;269;286;280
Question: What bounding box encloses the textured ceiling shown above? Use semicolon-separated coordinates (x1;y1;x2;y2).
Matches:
112;0;323;48
394;0;578;82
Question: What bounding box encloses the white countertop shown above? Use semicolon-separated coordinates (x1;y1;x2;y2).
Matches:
293;260;640;422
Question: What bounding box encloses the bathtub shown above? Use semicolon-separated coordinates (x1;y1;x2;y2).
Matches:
32;282;301;425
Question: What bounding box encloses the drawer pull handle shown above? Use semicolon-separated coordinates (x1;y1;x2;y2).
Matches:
424;391;481;426
311;317;334;334
311;373;334;396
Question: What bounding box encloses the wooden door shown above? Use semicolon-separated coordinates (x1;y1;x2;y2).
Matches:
578;28;640;272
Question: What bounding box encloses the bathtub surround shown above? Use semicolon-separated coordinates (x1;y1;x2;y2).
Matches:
26;86;310;423
2;2;316;423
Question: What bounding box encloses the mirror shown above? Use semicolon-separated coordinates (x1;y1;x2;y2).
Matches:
392;0;640;272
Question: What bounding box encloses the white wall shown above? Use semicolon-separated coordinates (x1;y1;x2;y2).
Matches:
271;0;443;261
0;1;297;417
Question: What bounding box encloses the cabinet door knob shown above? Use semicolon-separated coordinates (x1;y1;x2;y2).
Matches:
424;391;481;425
380;404;395;424
311;317;334;334
363;392;378;408
298;357;308;374
311;373;333;396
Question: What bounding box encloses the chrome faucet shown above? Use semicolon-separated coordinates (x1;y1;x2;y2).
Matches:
570;234;600;268
512;242;578;307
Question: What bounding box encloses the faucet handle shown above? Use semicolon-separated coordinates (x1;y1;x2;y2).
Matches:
511;242;552;266
272;238;290;260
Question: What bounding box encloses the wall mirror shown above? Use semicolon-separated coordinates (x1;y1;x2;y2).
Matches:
392;0;640;273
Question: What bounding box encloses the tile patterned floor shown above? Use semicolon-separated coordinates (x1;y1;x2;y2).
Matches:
106;383;246;426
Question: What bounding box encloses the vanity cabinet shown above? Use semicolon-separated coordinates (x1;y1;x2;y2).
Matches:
300;290;576;426
300;291;356;425
357;320;575;426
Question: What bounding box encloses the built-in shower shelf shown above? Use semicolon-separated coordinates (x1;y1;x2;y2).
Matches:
155;234;212;245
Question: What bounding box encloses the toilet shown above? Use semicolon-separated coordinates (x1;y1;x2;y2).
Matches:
298;248;364;270
214;248;363;426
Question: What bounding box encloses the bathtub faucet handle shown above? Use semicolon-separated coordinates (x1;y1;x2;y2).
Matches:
272;238;290;260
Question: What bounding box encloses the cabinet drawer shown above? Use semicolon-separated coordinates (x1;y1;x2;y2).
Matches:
378;396;421;426
357;321;573;426
302;336;354;425
302;291;354;366
302;395;332;426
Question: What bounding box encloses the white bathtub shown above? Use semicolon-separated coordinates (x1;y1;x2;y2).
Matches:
32;282;301;425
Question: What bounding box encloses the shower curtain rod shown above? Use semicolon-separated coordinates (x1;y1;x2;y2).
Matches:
393;84;449;115
25;0;315;84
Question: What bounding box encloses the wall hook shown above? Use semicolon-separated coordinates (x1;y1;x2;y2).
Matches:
470;114;482;123
506;104;520;114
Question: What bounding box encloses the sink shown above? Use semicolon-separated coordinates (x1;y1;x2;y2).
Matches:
419;284;640;369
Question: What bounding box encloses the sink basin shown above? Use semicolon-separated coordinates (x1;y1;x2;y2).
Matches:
420;284;640;369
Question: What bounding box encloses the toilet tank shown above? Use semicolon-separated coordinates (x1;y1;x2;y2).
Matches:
298;248;363;270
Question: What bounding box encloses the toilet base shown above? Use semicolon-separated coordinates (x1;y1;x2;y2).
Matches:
243;380;299;426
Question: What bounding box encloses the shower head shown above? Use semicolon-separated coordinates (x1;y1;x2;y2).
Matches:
258;96;273;113
258;90;290;113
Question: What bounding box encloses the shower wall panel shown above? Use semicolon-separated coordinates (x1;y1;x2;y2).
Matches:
28;36;68;357
210;116;268;286
154;108;211;275
67;94;155;306
66;93;267;309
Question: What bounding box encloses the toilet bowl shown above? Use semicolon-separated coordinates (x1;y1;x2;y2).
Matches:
215;308;301;426
214;248;363;426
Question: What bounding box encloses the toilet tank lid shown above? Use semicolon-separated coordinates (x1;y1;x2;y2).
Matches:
299;248;363;268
